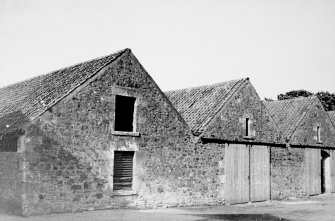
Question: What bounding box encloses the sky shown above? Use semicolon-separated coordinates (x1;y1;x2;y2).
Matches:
0;0;334;99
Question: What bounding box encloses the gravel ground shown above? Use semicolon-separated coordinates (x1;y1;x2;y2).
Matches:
1;194;335;221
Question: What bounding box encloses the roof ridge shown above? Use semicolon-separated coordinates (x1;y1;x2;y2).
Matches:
0;48;129;91
165;77;248;94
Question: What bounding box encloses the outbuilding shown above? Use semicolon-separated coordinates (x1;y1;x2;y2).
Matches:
166;78;283;204
264;97;335;199
0;49;197;216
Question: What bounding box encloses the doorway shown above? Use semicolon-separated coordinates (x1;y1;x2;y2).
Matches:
321;150;331;193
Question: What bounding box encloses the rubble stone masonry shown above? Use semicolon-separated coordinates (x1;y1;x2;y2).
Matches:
289;102;335;147
270;147;306;199
0;152;21;215
202;82;282;143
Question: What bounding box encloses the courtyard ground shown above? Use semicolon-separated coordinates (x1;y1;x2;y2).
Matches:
1;194;335;221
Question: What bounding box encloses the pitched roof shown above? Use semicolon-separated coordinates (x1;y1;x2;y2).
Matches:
165;78;248;134
0;48;128;135
264;96;317;140
328;111;335;126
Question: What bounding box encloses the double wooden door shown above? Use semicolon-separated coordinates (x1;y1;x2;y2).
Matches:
225;144;270;204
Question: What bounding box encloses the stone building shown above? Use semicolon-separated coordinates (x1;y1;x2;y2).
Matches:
264;97;335;199
0;48;202;216
166;78;284;204
2;48;335;217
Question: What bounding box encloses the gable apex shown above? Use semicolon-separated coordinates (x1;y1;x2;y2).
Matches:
165;78;249;135
264;96;335;147
199;78;283;143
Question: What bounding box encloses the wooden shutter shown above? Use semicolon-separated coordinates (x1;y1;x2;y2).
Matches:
225;143;250;204
113;151;134;190
305;148;321;195
250;145;270;202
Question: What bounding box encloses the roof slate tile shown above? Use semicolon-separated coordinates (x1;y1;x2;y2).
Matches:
264;96;316;140
165;78;247;134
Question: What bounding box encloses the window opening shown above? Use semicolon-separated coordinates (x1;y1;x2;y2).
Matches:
317;126;321;142
114;95;136;132
246;118;250;136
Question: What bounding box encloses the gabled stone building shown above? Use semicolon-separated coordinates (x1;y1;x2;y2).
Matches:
0;49;200;216
265;97;335;199
2;48;334;217
166;78;283;204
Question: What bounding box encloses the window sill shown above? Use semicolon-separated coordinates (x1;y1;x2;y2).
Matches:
112;190;137;196
243;136;255;140
316;141;323;144
111;131;140;137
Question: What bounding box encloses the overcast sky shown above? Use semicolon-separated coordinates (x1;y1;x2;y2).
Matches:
0;0;334;99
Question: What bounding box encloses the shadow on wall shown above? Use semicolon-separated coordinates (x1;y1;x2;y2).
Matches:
187;213;289;221
0;110;29;137
0;110;27;151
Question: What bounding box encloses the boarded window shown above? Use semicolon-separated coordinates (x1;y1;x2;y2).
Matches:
113;151;134;190
114;95;136;132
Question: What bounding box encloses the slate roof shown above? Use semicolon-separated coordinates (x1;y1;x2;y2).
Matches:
328;111;335;126
0;48;128;135
264;96;317;140
165;78;248;135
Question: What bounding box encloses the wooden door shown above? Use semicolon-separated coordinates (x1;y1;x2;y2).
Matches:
225;143;250;204
331;150;335;193
305;148;321;195
250;145;270;202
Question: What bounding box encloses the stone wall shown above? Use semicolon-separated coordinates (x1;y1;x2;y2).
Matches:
0;152;21;215
19;50;221;216
202;82;282;144
270;146;306;199
185;142;226;205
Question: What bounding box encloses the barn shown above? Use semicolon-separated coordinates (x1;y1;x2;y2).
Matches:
0;48;199;216
264;97;335;199
166;78;284;204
